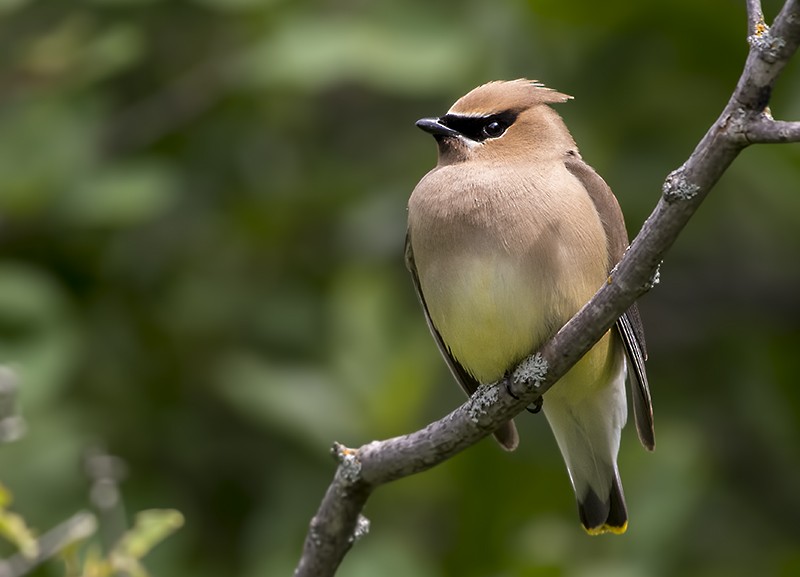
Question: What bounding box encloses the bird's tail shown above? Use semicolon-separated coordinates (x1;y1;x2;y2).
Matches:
542;356;629;535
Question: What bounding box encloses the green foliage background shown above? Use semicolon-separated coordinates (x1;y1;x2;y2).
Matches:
1;0;799;575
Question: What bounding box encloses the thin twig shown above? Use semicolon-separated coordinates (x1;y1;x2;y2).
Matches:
745;117;800;142
0;367;25;444
83;448;129;554
293;1;800;575
746;0;765;38
0;512;97;577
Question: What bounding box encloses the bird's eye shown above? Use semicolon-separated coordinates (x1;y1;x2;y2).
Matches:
482;121;507;139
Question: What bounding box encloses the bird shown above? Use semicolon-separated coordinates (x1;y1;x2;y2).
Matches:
405;79;654;535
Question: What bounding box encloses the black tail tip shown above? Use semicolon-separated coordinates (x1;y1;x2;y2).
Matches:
577;480;628;535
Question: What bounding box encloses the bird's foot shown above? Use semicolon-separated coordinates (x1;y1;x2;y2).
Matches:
505;377;543;414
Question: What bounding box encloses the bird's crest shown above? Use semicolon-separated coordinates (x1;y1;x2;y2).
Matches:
449;79;572;117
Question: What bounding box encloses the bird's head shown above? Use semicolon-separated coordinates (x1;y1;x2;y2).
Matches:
416;79;576;165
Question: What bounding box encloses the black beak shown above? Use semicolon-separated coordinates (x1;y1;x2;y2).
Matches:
415;117;461;138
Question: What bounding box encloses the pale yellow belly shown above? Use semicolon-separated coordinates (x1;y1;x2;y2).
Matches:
423;254;552;383
422;251;619;391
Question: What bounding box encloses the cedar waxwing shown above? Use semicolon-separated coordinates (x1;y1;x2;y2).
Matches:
405;79;654;535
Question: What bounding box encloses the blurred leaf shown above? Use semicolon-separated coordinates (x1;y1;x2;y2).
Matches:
80;543;111;577
0;98;97;216
14;14;143;87
0;264;82;408
61;160;179;227
109;509;184;577
0;0;30;15
60;538;93;577
0;483;11;509
0;509;39;559
215;353;364;447
19;13;92;78
239;15;472;93
0;483;39;559
81;23;147;82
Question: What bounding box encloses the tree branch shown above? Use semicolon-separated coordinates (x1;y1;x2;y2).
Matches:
294;2;800;575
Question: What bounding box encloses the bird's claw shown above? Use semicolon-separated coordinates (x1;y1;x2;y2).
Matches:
526;397;543;414
505;378;543;414
505;378;521;401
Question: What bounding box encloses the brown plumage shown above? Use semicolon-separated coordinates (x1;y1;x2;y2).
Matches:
406;79;654;534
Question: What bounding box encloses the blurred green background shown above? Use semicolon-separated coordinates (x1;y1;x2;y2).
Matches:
1;0;799;575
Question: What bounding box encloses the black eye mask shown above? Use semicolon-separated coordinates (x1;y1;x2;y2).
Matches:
437;111;519;142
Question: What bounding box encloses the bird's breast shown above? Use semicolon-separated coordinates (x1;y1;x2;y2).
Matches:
408;163;609;384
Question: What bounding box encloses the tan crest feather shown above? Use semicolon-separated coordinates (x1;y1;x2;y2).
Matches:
448;79;572;117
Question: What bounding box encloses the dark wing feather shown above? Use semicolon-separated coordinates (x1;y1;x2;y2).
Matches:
617;305;655;450
405;234;519;451
565;155;655;450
